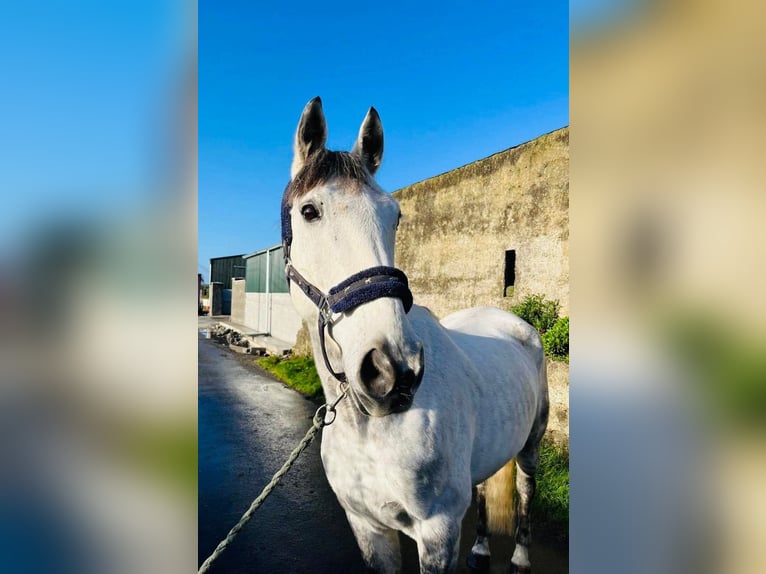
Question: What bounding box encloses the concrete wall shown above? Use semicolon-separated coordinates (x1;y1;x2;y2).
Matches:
393;127;569;318
269;294;303;344
230;278;246;324
392;128;569;445
242;292;303;345
546;359;569;448
244;292;268;333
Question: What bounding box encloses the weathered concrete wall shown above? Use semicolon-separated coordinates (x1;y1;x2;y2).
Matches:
230;279;246;324
393;127;569;318
546;359;569;448
392;128;569;444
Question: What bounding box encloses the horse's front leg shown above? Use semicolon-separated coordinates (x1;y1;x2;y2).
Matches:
414;514;462;574
345;511;401;574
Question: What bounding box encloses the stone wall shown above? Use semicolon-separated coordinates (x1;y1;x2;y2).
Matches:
393;127;569;317
545;359;569;448
392;127;569;444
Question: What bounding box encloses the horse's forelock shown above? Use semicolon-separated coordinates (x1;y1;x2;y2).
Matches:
284;150;370;204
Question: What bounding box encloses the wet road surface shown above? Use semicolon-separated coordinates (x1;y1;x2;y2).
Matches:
199;336;367;573
198;335;567;573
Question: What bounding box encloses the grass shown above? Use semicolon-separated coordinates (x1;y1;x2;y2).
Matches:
532;441;569;538
256;355;325;402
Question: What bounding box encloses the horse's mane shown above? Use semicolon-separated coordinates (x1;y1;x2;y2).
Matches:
284;149;371;204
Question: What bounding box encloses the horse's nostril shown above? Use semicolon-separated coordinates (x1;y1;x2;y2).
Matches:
360;349;380;385
360;348;395;398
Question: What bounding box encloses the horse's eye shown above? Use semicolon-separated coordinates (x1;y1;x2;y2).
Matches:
395;211;402;230
301;204;320;222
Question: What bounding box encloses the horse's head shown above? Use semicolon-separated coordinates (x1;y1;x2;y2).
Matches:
281;97;424;417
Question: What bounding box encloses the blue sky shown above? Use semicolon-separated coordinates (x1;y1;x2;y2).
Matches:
199;1;569;281
0;2;568;278
0;2;186;258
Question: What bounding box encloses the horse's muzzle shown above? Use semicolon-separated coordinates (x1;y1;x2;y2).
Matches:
354;342;424;416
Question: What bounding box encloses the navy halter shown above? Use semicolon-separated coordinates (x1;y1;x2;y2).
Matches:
281;195;413;383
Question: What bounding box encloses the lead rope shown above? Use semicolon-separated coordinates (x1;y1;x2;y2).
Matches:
198;385;348;574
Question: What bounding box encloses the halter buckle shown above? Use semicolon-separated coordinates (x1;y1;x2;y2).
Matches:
318;297;334;325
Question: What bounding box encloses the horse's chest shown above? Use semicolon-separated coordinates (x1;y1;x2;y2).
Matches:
320;427;439;527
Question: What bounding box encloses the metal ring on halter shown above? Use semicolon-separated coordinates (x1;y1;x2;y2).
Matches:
314;404;334;426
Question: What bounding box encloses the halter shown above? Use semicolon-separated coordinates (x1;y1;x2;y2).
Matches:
281;198;413;384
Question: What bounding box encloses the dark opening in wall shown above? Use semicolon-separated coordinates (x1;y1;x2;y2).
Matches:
504;249;516;297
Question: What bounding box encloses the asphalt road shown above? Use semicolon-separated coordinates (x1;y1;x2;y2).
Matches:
199;335;367;573
198;333;567;573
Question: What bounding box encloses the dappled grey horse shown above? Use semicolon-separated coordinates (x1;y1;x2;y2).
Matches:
281;97;548;573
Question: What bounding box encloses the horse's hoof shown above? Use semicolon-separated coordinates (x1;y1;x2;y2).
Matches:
466;552;490;572
509;563;531;574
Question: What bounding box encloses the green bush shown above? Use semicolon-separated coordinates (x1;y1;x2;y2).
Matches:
542;317;569;362
511;294;560;334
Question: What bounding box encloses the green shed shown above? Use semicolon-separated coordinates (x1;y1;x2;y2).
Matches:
244;245;288;294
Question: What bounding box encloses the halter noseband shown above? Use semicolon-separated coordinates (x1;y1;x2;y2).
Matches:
281;199;413;384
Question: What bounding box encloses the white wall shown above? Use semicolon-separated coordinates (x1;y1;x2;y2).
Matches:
242;292;303;345
243;292;266;333
269;294;303;345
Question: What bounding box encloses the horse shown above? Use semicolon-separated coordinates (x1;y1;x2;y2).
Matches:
280;97;549;573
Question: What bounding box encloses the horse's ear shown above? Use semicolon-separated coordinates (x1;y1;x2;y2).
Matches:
352;107;384;176
291;96;327;178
